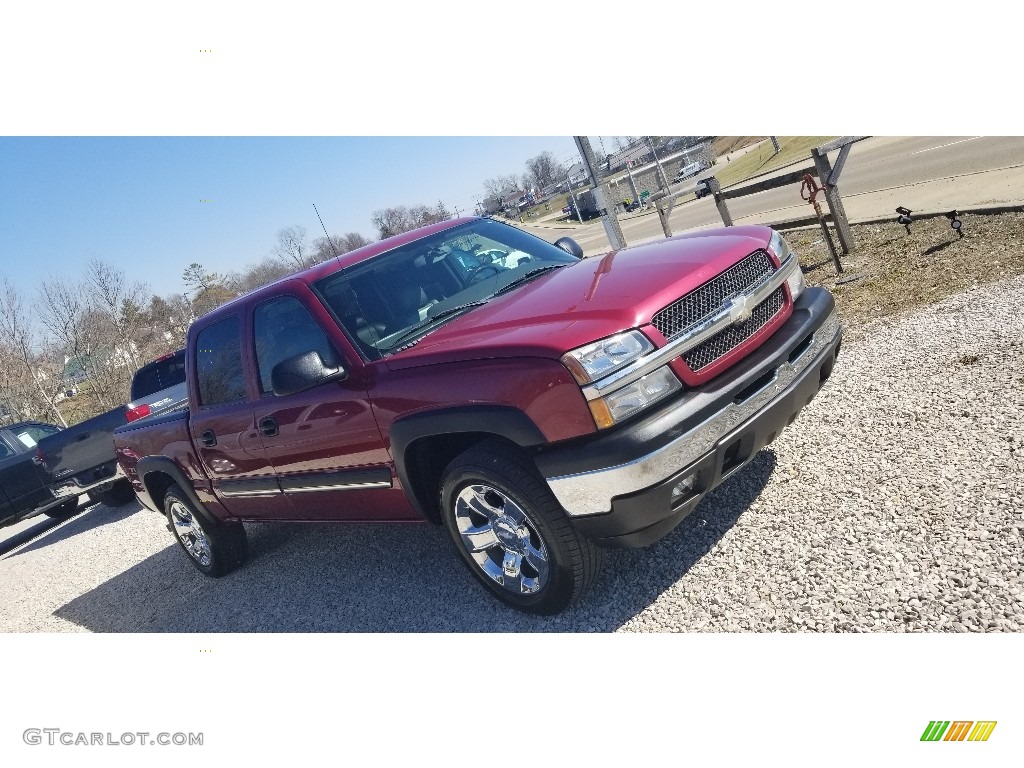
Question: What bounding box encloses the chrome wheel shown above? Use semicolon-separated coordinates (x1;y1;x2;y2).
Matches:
454;484;550;595
169;500;212;568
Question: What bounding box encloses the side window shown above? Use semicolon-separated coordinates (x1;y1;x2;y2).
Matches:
253;296;337;395
195;317;247;406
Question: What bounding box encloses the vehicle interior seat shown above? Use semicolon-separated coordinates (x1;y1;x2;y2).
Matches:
353;316;386;347
386;278;425;333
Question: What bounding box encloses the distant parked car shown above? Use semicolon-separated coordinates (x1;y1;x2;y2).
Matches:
1;410;134;527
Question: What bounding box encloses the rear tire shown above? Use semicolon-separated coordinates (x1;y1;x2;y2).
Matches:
439;440;602;615
163;483;247;577
43;498;79;519
89;479;136;507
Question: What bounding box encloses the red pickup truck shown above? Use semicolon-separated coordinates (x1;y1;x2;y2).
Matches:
113;216;841;614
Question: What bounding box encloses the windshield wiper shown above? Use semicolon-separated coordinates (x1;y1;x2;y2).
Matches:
387;301;489;351
490;264;566;298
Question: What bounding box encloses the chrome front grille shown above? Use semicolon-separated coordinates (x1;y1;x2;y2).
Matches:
652;249;775;341
682;287;786;371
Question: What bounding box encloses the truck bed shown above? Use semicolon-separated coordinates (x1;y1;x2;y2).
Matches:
37;406;129;501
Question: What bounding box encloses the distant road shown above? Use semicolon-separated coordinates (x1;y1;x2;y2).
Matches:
523;136;1024;254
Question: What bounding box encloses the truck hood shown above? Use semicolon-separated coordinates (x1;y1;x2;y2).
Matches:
385;226;773;370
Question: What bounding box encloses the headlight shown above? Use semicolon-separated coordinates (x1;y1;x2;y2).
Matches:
769;229;804;300
587;366;682;428
561;330;654;385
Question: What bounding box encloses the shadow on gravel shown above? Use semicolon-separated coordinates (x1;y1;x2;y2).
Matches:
54;451;776;633
1;500;143;560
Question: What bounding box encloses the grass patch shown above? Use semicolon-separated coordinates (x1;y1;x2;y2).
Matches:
712;136;766;156
784;212;1024;338
714;136;837;190
520;192;572;220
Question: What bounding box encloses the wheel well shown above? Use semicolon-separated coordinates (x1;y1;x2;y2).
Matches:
143;471;176;512
404;433;530;524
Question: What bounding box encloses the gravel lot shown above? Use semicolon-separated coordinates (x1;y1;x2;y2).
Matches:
1;275;1021;633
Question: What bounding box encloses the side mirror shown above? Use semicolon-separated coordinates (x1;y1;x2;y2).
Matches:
271;350;347;397
553;237;584;259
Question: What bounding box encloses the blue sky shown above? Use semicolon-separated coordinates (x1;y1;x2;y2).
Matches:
0;136;584;300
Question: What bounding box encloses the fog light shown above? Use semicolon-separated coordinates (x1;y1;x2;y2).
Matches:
671;473;696;501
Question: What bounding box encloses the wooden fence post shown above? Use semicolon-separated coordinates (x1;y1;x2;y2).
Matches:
811;146;855;254
709;178;733;226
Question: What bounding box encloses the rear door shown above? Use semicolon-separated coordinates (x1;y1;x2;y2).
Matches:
188;314;295;519
249;288;406;521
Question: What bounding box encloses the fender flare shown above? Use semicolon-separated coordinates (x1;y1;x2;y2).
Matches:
136;456;219;527
390;405;547;519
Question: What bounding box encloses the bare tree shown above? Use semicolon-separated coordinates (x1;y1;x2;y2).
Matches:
482;175;519;202
371;205;448;239
273;225;310;268
525;151;566;191
85;258;148;373
311;232;372;263
147;293;193;350
225;257;295;294
37;275;114;413
372;206;413;239
0;277;67;426
339;232;372;251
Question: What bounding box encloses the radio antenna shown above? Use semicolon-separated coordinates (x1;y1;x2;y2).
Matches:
312;203;381;349
313;203;339;257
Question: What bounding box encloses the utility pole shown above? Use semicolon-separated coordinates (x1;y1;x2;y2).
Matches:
625;162;641;206
567;175;583;223
647;136;670;191
574;136;626;250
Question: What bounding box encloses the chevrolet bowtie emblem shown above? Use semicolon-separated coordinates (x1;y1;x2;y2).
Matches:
724;295;754;323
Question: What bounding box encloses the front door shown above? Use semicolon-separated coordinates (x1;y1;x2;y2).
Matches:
249;292;410;521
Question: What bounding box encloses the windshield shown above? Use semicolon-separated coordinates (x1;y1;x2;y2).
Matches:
314;219;578;358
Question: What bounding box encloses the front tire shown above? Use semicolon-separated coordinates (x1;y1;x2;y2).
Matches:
439;441;602;615
163;484;247;577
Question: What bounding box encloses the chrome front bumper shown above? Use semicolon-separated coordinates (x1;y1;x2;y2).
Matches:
545;308;841;517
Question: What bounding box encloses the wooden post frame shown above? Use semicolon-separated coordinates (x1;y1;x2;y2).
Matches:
656;199;675;238
810;136;867;255
708;177;733;227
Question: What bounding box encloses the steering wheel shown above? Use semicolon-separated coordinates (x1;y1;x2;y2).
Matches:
467;264;501;285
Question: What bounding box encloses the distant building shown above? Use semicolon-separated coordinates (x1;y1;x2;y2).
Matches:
608;142;652;172
61;355;90;385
